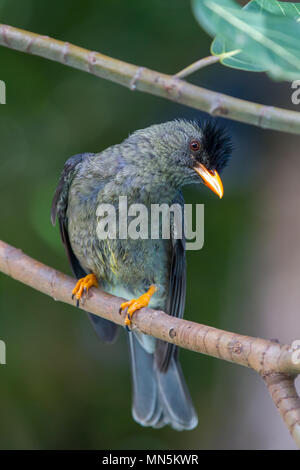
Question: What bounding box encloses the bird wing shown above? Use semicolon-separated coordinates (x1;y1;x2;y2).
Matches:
51;152;118;342
51;153;91;277
155;191;186;372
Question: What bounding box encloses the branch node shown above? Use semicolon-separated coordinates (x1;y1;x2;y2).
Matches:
129;66;145;91
258;105;275;128
232;341;243;355
87;51;98;74
50;269;58;301
169;328;176;339
209;96;229;117
1;24;10;46
62;42;70;64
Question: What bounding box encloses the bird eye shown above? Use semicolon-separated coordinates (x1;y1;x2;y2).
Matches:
190;140;201;152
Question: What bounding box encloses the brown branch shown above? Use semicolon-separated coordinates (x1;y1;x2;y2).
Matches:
262;373;300;448
0;238;300;446
0;24;300;134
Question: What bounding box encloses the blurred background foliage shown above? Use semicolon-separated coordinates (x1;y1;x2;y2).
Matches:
0;0;299;450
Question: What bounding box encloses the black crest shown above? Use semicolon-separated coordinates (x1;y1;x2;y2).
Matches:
201;121;232;173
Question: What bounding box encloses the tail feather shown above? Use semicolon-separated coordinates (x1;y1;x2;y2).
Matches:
88;313;118;343
155;357;198;431
129;334;198;430
128;334;163;427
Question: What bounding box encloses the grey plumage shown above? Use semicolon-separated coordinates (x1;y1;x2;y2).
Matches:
51;153;118;343
51;119;231;430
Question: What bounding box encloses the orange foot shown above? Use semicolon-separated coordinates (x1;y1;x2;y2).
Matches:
119;285;157;330
72;273;98;307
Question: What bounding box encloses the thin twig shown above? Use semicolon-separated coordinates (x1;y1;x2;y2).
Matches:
174;55;220;79
0;24;300;134
0;238;300;446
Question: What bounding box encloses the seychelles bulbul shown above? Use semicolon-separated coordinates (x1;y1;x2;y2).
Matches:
51;119;232;430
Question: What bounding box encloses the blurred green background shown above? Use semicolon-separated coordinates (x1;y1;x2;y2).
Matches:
0;0;299;450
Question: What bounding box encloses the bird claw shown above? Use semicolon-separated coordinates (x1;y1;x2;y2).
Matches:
119;285;157;329
125;317;132;333
71;273;98;306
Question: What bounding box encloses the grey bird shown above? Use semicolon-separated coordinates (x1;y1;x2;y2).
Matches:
51;119;232;430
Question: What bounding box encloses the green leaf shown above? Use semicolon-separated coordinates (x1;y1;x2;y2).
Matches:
192;0;300;81
211;1;267;72
255;0;300;19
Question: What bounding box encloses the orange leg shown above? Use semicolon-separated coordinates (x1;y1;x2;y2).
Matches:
119;285;157;330
72;273;98;306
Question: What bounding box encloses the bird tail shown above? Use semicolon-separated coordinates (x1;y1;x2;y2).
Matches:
128;334;198;430
87;313;118;343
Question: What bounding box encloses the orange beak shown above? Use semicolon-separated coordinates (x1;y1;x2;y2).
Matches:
193;163;224;199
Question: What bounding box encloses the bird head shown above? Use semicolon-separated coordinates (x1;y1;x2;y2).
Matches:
127;119;232;198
